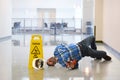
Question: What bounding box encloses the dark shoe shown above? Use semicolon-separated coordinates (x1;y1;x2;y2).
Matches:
103;55;111;61
95;57;102;60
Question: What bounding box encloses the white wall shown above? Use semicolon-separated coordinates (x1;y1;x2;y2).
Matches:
0;0;12;38
12;8;37;18
56;8;75;18
12;0;75;8
103;0;120;52
95;0;103;41
12;0;77;18
12;0;82;19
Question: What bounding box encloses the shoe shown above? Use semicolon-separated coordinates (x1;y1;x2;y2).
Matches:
103;55;111;61
95;57;102;60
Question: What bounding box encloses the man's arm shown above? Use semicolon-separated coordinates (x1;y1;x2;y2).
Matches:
66;59;77;69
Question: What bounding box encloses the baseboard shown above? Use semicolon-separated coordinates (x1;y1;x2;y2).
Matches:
96;40;103;43
103;42;120;60
0;36;12;42
96;40;120;60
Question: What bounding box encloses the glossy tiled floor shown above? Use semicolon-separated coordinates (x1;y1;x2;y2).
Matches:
0;39;12;80
0;34;120;80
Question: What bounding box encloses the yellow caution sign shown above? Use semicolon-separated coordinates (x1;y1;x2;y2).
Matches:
29;69;44;80
28;34;44;69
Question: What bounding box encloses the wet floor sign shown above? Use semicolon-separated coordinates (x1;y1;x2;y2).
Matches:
28;34;44;69
29;69;44;80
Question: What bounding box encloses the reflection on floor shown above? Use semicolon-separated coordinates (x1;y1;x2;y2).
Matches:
12;34;90;46
0;34;120;80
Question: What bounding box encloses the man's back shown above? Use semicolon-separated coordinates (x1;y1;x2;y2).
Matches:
54;44;82;67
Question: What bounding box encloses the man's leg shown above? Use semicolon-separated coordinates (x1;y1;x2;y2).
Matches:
81;45;111;61
90;36;97;50
77;36;97;50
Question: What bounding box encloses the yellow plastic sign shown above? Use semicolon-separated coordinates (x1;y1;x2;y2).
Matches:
29;69;44;80
28;34;44;69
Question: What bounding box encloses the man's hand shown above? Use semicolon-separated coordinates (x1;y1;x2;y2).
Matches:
66;60;77;69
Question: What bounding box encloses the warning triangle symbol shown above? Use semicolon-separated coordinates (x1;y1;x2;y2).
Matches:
31;46;40;54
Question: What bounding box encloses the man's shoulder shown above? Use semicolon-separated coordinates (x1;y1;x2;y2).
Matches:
54;44;68;55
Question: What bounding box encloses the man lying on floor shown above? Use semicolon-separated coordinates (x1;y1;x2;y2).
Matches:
47;36;112;70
